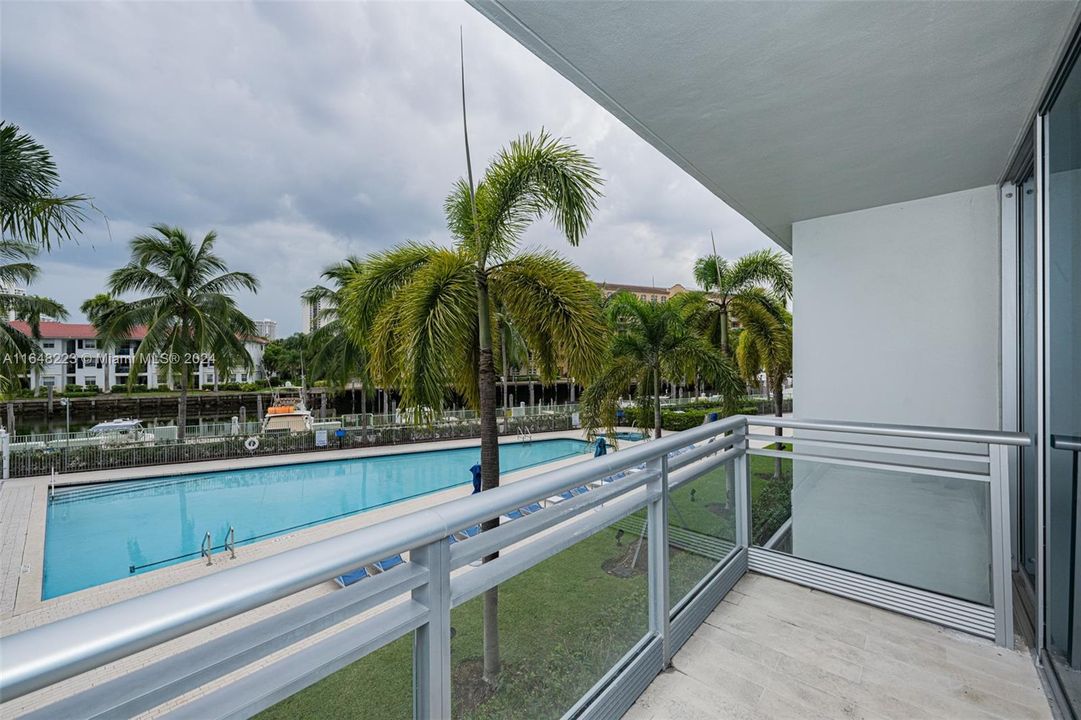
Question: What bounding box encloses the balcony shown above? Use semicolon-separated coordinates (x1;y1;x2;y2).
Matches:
630;574;1049;720
0;416;1045;719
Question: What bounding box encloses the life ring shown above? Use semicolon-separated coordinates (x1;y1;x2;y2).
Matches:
244;436;260;451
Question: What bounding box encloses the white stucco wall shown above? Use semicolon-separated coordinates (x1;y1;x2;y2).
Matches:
787;185;1002;604
792;184;1002;429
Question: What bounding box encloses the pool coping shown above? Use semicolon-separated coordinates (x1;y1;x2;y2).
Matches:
3;428;644;628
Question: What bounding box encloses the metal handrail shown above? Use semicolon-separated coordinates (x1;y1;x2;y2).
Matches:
1052;435;1081;452
747;416;1031;446
0;413;1023;704
200;532;213;566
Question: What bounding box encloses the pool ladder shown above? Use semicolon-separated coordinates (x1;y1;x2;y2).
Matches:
201;526;237;566
517;425;533;443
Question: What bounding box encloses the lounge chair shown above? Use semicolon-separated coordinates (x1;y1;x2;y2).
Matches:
502;502;544;523
334;554;404;587
448;524;481;544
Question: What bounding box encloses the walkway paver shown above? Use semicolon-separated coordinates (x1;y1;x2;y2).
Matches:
626;573;1052;720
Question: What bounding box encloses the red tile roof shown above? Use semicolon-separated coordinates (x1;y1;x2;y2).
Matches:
7;321;268;344
5;321;148;340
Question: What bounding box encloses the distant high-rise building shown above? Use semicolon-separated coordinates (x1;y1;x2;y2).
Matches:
253;318;277;341
1;285;27;321
301;298;320;334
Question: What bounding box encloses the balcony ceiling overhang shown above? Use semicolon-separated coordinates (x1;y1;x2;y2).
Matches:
469;0;1080;249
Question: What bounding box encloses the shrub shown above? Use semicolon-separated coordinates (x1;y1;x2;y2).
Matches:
110;384;150;393
61;384;101;396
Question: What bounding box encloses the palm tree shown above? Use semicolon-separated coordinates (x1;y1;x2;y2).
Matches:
692;248;792;356
104;225;259;439
303;258;371;418
80;294;124;392
0;240;67;398
735;296;792;478
1;122;91;250
581;292;743;440
342;130;607;683
496;309;529;411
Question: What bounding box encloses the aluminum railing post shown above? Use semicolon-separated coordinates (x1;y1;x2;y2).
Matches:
733;427;750;548
412;539;451;719
989;443;1014;648
1;428;9;481
647;455;671;665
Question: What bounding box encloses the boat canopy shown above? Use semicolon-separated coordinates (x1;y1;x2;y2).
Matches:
89;419;144;433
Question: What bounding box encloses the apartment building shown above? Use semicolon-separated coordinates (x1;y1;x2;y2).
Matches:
6;321;267;390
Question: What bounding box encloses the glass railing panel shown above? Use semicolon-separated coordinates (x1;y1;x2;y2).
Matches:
450;516;650;719
255;634;413;720
753;449;993;605
668;462;736;607
750;442;793;549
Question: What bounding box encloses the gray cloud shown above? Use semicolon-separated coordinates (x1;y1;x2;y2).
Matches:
1;0;775;334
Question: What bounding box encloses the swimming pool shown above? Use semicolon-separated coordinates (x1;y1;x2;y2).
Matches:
43;438;589;599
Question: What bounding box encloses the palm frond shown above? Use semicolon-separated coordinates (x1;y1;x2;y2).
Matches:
489;250;607;385
726;249;792;299
340;242;440;348
0;122;91;249
393;250;477;412
579;354;641;439
450;129;604;263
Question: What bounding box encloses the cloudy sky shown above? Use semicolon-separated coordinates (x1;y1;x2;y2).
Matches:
2;0;775;335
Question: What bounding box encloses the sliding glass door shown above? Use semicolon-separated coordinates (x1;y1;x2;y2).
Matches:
1045;50;1081;695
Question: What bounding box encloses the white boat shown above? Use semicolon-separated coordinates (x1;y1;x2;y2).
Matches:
261;391;314;434
87;418;156;444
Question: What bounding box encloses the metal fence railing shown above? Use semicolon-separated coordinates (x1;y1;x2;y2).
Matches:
2;397;730;479
3;414;575;479
0;416;1027;720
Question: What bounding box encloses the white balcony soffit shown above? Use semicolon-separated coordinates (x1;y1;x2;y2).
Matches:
468;0;1079;249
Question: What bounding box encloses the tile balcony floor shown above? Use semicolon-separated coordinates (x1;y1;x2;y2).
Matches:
626;573;1052;720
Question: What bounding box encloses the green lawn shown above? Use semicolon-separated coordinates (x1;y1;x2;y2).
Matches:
257;456;793;719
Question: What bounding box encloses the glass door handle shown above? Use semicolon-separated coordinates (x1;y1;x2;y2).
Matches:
1051;435;1081;453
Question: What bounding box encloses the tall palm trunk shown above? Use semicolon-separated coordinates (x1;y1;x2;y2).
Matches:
475;272;502;684
501;332;509;411
719;304;730;356
652;366;662;440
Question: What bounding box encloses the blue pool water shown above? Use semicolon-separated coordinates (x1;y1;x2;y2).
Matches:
43;439;588;598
